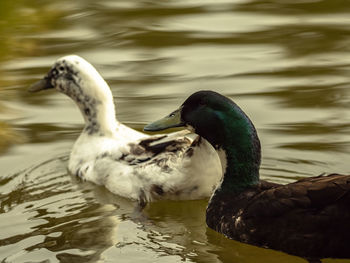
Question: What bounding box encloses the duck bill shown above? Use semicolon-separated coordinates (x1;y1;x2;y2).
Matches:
28;77;53;93
144;108;184;132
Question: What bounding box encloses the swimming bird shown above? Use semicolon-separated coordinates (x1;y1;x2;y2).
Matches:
144;90;350;261
28;56;221;205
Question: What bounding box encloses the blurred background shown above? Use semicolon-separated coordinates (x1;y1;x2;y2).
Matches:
0;0;349;262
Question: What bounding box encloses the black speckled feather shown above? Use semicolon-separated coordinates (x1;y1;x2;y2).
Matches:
30;57;223;205
122;134;193;167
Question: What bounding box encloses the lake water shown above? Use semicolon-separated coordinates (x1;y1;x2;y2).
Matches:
0;0;349;262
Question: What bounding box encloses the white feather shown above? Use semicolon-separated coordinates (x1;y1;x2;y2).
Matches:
45;55;222;203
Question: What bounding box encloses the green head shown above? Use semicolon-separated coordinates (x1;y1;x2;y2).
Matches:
145;90;261;192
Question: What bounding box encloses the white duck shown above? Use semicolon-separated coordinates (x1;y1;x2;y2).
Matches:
29;55;221;205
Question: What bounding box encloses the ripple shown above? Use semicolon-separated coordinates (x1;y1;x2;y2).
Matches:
1;0;350;262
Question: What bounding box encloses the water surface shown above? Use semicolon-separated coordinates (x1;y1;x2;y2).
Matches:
0;0;349;262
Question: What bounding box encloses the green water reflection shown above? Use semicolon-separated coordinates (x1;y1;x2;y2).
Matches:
0;0;349;262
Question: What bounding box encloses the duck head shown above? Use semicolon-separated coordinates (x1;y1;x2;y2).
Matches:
29;55;117;135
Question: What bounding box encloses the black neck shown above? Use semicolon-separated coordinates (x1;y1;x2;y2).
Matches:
211;109;261;194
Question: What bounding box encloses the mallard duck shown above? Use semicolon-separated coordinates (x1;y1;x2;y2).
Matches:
144;90;350;261
28;56;221;205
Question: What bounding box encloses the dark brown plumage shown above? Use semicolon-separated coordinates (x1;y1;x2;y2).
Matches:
207;174;350;259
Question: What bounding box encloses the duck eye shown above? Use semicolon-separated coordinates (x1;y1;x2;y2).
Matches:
59;66;65;71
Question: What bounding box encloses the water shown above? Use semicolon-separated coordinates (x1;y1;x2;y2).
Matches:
0;0;349;262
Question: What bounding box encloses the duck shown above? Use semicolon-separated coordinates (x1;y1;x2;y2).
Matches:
144;90;350;261
28;56;222;206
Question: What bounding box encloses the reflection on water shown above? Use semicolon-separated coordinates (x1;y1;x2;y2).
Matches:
0;157;121;262
0;157;308;263
0;0;349;262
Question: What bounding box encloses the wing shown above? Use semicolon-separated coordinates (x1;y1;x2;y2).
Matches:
120;130;196;167
102;131;220;203
241;174;350;258
245;174;350;218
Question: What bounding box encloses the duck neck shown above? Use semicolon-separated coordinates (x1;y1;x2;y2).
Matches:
81;96;118;136
70;79;118;137
214;116;261;194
